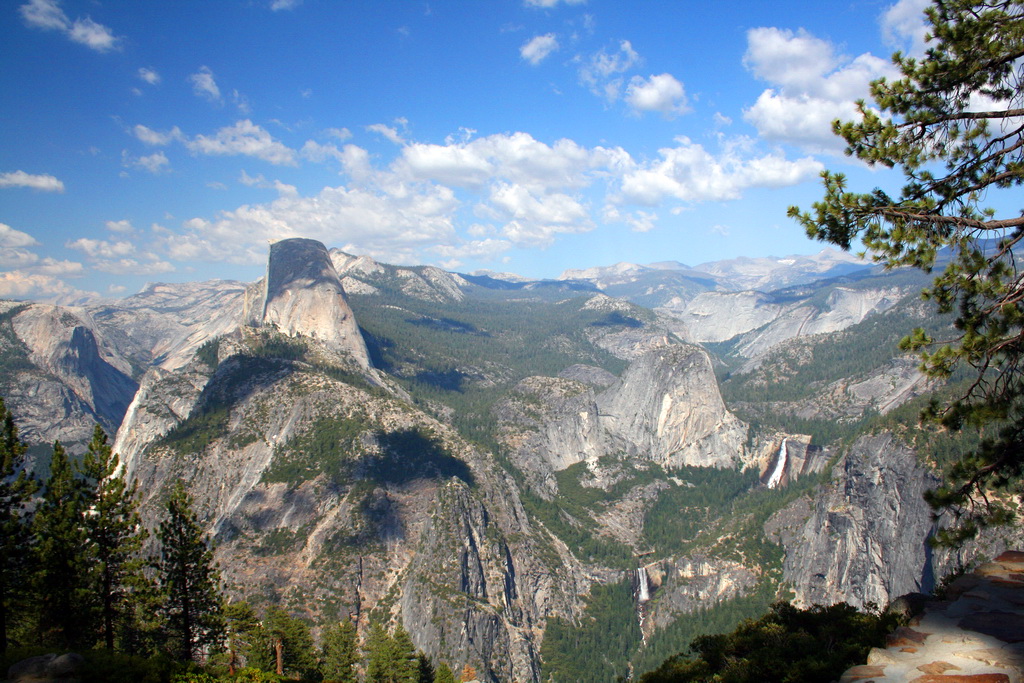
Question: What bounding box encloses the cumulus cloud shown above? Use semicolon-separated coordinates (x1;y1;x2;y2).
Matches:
133;151;171;174
882;0;931;55
189;66;222;103
0;223;39;249
138;67;161;85
0;170;65;192
20;0;121;52
625;73;690;117
521;33;559;65
132;124;183;146
239;170;298;196
187;120;298;166
169;180;460;265
0;271;94;303
742;27;896;152
487;183;592;246
66;236;173;275
271;0;302;10
326;127;353;141
106;219;134;234
617;136;822;204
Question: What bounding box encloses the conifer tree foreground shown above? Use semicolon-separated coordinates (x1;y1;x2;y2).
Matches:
0;397;36;652
790;0;1024;542
157;481;225;662
33;440;95;649
80;424;149;651
320;618;359;683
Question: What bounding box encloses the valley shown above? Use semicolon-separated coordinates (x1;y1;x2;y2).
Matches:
2;237;1020;682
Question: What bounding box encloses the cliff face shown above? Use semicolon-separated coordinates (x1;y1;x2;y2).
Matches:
0;302;138;454
247;238;370;367
766;432;1024;610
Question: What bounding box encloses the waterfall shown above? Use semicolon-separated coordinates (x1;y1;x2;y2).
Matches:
637;566;650;603
766;438;788;489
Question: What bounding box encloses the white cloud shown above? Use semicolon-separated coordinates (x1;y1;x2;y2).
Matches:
187;120;298;166
882;0;931;56
138;67;161;85
625;73;690;117
271;0;302;10
133;151;170;174
367;123;406;145
398;131;601;190
66;237;136;259
301;140;347;165
326;127;353;141
68;16;119;52
189;66;222;103
170;180;460;265
521;33;559;65
92;257;175;275
20;0;121;52
238;170;298;196
0;170;65;192
742;27;896;152
0;271;94;303
19;0;67;31
0;223;39;248
618;136;822;205
106;219;134;234
132;124;183;146
578;39;641;102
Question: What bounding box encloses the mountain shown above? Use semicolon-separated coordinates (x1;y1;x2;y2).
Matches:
1;238;1020;681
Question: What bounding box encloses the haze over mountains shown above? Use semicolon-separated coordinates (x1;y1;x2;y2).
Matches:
0;238;1017;681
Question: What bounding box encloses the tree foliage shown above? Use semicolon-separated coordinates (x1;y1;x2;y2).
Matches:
33;440;95;649
157;481;225;662
0;397;36;652
320;618;359;683
80;424;150;651
640;602;902;683
789;0;1024;542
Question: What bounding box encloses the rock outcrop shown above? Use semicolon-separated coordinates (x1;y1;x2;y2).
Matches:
247;238;370;367
840;551;1024;683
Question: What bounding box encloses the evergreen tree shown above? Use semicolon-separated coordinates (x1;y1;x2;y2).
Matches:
33;440;95;649
79;424;149;650
157;481;225;662
0;397;37;652
433;662;456;683
223;600;262;675
365;622;418;683
320;618;359;683
257;606;318;679
789;0;1024;542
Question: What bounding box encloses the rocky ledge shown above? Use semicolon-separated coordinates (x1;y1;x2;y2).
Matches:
841;550;1024;683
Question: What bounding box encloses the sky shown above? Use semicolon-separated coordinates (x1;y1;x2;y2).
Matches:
0;0;934;302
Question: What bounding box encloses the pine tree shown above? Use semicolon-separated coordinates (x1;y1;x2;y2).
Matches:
320;618;359;683
33;440;96;648
79;424;149;651
157;481;225;662
0;398;37;652
223;600;262;675
433;662;456;683
789;0;1024;542
258;606;318;679
366;622;419;683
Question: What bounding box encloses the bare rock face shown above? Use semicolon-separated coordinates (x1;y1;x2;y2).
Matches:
248;239;370;367
597;344;749;469
1;303;138;453
766;433;1024;610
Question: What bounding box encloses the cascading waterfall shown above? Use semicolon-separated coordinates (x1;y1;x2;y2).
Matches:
637;566;650;603
766;437;788;489
636;565;651;644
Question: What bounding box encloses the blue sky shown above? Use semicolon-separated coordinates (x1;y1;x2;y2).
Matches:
0;0;932;301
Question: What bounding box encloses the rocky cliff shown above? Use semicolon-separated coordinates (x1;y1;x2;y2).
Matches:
246;238;370;367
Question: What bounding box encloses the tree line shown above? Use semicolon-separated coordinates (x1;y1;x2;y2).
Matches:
0;397;474;683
